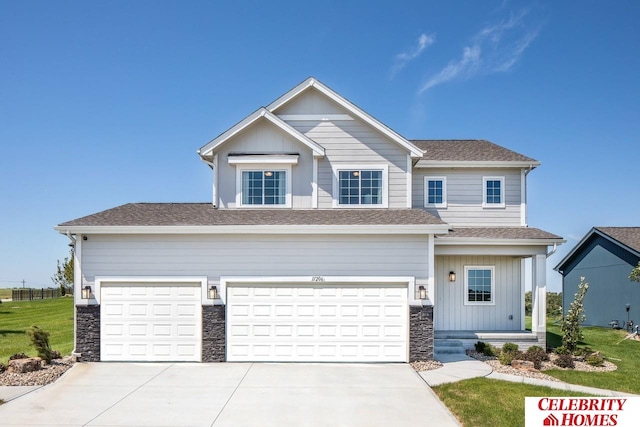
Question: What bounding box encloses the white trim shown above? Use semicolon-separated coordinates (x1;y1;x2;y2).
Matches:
312;157;318;208
331;163;389;208
94;276;208;306
427;234;435;305
198;108;325;158
520;258;526;330
482;176;505;208
267;78;424;158
435;245;550;256
228;155;299;165
435;238;565;247
219;275;415;306
213;154;219;207
56;223;452;235
463;265;496;306
235;164;292;208
520;169;527;226
278;114;354;121
424;176;447;208
414;160;541;169
406;155;412;208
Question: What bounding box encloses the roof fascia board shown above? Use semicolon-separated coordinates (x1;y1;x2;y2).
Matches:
55;224;451;235
436;238;566;246
267;78;424;158
554;227;640;271
198;108;324;158
414;160;541;169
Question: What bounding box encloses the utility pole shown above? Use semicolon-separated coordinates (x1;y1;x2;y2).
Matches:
22;279;26;288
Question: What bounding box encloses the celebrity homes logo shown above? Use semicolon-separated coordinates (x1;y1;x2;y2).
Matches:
525;397;640;427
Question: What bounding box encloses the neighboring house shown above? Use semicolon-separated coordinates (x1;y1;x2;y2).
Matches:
55;77;564;363
555;227;640;328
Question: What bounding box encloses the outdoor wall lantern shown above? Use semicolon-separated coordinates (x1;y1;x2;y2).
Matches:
81;285;92;299
417;285;427;300
208;285;219;300
449;271;456;282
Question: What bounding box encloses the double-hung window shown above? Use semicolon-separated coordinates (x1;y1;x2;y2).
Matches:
464;266;495;305
424;177;447;208
483;176;505;208
333;164;388;207
241;170;286;205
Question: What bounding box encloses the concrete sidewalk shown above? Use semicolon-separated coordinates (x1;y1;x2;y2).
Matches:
0;385;41;402
419;353;638;397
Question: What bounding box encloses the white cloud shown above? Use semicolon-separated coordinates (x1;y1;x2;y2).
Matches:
390;33;435;78
418;9;541;94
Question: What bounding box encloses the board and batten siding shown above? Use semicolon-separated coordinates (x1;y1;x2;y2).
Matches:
276;89;411;208
434;255;522;331
412;168;522;226
215;120;315;208
80;234;430;287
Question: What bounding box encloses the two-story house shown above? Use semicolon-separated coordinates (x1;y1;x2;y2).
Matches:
56;78;564;363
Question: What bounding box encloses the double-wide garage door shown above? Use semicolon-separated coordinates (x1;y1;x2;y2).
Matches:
100;282;202;362
226;283;408;362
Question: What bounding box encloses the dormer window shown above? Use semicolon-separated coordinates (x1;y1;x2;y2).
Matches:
229;156;297;208
332;164;388;208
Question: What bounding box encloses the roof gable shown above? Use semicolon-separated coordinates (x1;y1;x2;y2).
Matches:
268;77;424;158
554;227;640;272
198;107;325;158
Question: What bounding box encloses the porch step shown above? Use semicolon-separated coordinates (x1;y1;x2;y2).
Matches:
434;339;466;355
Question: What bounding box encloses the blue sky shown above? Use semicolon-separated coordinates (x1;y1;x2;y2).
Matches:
1;1;638;291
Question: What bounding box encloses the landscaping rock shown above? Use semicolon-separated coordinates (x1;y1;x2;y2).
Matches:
7;357;42;374
511;359;537;372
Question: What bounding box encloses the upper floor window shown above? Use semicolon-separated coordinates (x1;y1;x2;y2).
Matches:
424;176;447;208
464;266;495;305
332;164;388;208
242;170;286;205
483;176;505;208
333;165;388;207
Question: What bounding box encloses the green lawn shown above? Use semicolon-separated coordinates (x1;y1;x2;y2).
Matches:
0;297;74;364
433;378;593;427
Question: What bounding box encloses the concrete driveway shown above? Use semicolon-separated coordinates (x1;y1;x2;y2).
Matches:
0;362;459;426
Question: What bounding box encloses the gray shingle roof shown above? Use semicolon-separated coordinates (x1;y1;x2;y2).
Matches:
411;140;538;163
58;203;448;227
595;227;640;253
437;227;563;240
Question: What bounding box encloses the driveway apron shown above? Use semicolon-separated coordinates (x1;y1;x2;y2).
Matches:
0;362;460;427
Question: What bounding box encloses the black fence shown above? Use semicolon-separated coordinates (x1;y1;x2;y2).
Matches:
12;288;63;301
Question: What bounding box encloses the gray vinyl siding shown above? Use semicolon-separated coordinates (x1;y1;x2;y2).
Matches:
412;168;522;226
434;255;522;331
80;234;430;286
215;120;314;208
277;89;410;208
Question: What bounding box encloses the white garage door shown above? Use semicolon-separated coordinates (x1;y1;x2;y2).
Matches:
226;283;408;362
100;282;202;362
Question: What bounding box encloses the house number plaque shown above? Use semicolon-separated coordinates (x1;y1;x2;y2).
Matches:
311;276;325;282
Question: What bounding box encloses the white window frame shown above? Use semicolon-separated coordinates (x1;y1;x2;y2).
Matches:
332;164;389;208
424;176;447;208
482;176;505;208
235;164;292;208
464;266;495;306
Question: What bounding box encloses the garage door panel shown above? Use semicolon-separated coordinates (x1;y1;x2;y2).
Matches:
101;283;201;362
226;283;407;362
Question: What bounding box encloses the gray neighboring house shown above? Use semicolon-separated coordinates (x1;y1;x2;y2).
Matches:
55;77;564;363
555;227;640;328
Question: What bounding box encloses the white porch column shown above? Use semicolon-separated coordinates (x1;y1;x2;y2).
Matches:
531;254;547;338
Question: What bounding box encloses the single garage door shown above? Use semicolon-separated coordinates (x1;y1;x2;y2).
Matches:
100;282;202;362
226;283;408;362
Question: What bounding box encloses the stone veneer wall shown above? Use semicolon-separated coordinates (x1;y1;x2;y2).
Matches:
409;305;434;361
76;305;101;362
202;305;226;362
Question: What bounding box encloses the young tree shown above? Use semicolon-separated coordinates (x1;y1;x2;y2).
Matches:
629;261;640;283
52;251;74;296
561;277;589;353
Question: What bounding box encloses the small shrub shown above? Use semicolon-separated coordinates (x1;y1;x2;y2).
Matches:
524;346;549;369
26;326;54;363
474;341;487;353
482;343;498;357
9;353;29;360
0;362;6;374
573;347;592;358
502;342;519;354
554;353;575;369
554;345;570;355
586;353;604;367
499;350;523;366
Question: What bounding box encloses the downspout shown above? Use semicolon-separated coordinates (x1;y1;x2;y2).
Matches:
522;164;534;227
546;242;558;258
